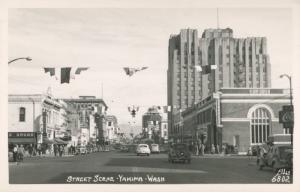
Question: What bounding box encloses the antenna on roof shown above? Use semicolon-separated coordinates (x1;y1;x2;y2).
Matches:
217;8;220;29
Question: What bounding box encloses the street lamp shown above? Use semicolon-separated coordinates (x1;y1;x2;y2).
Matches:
280;74;293;106
8;57;32;65
280;74;293;145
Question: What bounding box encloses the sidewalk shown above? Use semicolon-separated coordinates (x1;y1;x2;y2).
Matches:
192;153;253;158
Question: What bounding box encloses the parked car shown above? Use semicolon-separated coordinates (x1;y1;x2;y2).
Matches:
136;144;151;156
150;144;160;154
168;143;191;164
258;144;293;172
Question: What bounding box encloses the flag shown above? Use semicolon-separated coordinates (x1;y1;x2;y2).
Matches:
201;65;218;74
163;106;168;113
75;67;89;75
44;68;55;76
123;66;149;76
167;106;171;112
195;65;202;72
123;67;137;76
61;67;71;84
140;67;148;70
201;65;211;74
211;65;217;70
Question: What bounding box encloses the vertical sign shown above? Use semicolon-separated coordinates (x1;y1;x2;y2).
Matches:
42;111;47;137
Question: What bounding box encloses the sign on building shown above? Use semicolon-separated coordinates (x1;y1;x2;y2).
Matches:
279;105;294;129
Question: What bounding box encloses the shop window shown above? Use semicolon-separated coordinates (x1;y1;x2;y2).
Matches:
19;107;26;122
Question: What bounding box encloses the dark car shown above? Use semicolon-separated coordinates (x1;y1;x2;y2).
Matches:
168;143;191;164
258;144;293;172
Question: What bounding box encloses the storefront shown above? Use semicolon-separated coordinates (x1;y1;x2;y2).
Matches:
8;132;37;152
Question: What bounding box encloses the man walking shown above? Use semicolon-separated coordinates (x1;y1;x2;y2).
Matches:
13;144;18;163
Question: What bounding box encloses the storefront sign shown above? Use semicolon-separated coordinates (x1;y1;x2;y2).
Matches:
8;132;35;138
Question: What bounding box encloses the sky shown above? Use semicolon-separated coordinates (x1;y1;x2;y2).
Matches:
8;8;294;126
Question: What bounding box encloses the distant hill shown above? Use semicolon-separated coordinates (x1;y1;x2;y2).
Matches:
118;124;142;137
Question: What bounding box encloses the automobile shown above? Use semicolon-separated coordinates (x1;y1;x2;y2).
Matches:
77;146;87;155
136;144;151;156
258;144;293;172
120;145;129;152
150;144;160;154
168;143;191;164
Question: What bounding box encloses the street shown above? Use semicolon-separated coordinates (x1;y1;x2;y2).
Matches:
9;151;281;184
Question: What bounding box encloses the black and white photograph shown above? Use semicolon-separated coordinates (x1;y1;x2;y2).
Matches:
1;0;299;192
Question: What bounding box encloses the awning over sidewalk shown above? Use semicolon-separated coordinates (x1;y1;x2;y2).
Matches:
43;137;55;144
54;138;68;145
8;137;36;144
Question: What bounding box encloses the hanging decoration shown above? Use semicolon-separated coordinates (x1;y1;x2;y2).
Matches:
43;67;90;84
123;67;148;77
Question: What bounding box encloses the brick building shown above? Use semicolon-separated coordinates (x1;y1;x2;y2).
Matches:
181;88;290;153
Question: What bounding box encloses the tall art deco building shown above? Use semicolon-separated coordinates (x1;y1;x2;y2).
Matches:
167;28;273;143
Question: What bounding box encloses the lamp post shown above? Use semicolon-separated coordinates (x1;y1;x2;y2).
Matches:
280;74;293;106
8;57;32;65
280;74;293;145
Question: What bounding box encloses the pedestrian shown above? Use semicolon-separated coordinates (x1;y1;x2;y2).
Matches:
201;143;205;155
59;145;64;157
221;144;226;155
216;144;220;154
37;144;42;157
211;144;215;154
247;146;253;156
13;144;18;163
28;144;33;157
54;144;57;156
17;144;25;165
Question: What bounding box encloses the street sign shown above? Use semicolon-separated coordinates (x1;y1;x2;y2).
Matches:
279;105;294;128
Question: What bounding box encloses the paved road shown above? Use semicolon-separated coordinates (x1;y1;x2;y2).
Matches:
9;151;284;184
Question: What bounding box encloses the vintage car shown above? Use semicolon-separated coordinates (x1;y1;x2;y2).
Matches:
258;145;293;172
168;143;191;164
76;146;88;155
257;134;293;172
150;144;160;154
136;144;151;156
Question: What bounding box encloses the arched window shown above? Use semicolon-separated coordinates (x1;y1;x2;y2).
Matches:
19;107;26;122
250;107;271;144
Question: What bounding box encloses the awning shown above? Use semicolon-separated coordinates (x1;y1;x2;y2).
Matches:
54;138;68;145
43;137;55;144
8;137;36;144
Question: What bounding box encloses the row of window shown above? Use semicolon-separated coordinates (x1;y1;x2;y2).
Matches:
196;109;212;124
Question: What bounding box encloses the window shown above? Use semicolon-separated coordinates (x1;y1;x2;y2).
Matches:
250;108;271;144
108;122;112;126
19;107;26;122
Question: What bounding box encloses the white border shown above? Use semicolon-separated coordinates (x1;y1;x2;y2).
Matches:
1;1;299;192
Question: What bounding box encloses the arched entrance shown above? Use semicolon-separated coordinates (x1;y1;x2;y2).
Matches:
248;105;273;145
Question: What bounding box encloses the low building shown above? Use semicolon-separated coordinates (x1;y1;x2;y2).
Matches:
8;94;62;146
181;88;290;154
